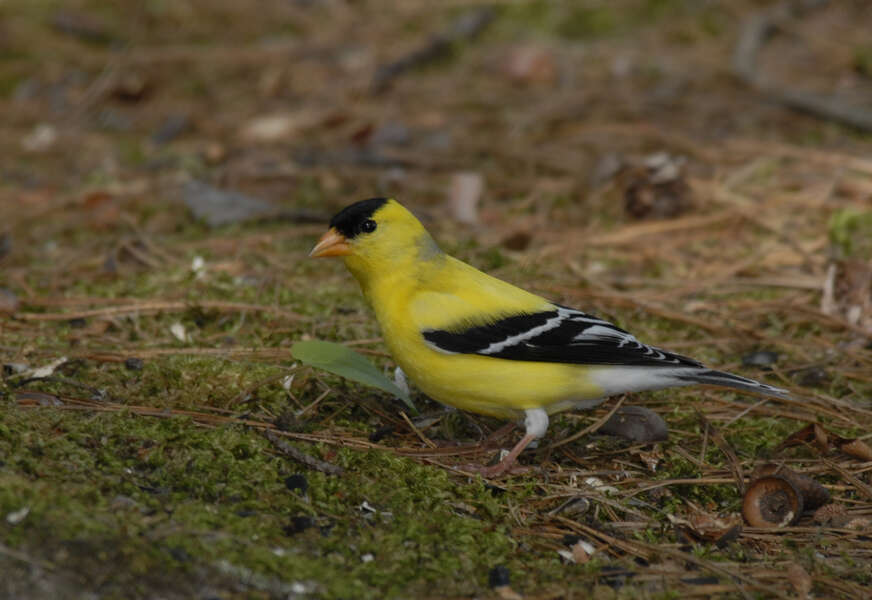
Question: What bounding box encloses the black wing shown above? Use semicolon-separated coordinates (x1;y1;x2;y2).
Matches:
421;305;702;368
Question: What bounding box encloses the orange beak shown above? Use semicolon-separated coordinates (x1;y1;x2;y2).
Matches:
309;227;351;258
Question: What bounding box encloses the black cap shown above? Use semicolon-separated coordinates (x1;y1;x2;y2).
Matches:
329;198;389;239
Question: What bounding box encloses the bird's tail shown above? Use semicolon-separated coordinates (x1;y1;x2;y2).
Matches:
677;368;790;400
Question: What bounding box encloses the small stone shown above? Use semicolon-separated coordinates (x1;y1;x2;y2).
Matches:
794;366;829;387
111;72;151;102
284;474;308;494
681;576;720;585
169;322;189;342
110;495;142;511
599;565;634;589
21;123;57;153
551;496;590;517
283;515;315;535
590;153;624;188
484;483;507;496
448;171;484;226
204;142;226;164
6;506;30;525
369;120;411;147
369;425;395;442
500;230;532;251
151;113;191;145
51;10;112;44
183;180;279;228
0;288;19;314
502;44;557;86
0;232;11;259
168;546;191;563
742;350;779;369
3;363;28;376
600;406;668;442
239;110;322;143
488;565;510;588
124;357;144;371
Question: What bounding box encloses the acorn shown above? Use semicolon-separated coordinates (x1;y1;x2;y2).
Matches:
750;463;831;511
742;476;803;528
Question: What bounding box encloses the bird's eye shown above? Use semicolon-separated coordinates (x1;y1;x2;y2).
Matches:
360;219;377;234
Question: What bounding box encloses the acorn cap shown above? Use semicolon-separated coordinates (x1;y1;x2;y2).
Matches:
750;463;830;511
742;475;803;528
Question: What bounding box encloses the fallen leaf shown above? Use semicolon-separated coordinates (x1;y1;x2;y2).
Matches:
634;447;663;472
502;43;557;85
838;438;872;461
776;423;830;454
291;340;415;413
570;539;595;564
669;511;742;546
741;350;779;369
786;562;812;598
622;152;692;220
776;423;872;461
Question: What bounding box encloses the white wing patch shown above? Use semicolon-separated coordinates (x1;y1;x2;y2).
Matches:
479;310;566;355
421;304;703;368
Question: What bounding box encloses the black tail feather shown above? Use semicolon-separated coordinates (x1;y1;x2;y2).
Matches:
678;369;790;400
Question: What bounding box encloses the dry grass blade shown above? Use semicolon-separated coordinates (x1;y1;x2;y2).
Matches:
548;396;625;450
696;410;745;494
14;300;304;321
262;430;344;476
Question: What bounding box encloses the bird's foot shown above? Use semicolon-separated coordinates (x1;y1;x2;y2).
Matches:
454;431;540;478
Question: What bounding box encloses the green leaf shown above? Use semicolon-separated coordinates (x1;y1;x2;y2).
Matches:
291;340;416;413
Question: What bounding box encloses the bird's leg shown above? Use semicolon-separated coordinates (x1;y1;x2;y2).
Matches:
459;409;548;478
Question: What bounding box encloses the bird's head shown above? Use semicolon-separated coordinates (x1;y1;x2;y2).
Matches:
309;198;442;284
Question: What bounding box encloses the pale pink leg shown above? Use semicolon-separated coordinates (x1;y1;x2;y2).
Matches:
456;408;549;478
459;433;538;477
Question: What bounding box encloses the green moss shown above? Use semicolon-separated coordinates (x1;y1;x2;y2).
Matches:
557;6;619;39
0;405;555;598
829;208;872;259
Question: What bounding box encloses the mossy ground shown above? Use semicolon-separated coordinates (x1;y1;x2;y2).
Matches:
3;1;872;598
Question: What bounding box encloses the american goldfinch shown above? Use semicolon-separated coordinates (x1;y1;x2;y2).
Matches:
310;198;789;477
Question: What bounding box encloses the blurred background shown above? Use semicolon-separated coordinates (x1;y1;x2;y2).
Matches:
3;0;871;217
2;1;872;598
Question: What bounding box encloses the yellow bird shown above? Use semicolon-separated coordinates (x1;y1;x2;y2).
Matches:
310;198;789;477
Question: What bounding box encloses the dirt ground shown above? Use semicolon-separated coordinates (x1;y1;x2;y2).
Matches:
2;1;872;598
